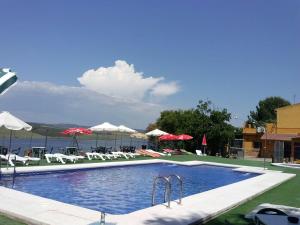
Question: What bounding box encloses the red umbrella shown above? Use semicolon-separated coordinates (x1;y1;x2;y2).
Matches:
62;128;92;135
202;134;207;146
159;134;178;141
62;128;92;150
177;134;193;140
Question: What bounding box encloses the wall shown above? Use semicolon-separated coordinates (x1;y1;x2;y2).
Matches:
276;104;300;134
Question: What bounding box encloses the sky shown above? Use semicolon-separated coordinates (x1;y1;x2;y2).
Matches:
0;0;299;129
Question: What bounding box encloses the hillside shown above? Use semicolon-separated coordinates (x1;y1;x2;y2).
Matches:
0;122;145;139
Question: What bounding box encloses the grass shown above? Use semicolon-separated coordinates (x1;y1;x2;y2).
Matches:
0;213;27;225
168;155;300;225
0;155;299;225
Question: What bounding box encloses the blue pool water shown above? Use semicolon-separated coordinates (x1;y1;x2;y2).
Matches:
1;163;259;214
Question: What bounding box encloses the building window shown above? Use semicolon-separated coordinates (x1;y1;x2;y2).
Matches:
253;141;261;149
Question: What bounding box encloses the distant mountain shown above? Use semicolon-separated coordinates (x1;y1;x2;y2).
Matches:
27;122;145;137
28;122;90;129
27;122;89;137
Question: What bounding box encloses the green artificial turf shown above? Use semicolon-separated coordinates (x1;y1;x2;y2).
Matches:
1;154;299;225
168;155;300;225
0;213;27;225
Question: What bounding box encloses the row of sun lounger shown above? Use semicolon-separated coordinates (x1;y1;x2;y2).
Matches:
0;148;179;167
85;151;137;160
0;150;140;166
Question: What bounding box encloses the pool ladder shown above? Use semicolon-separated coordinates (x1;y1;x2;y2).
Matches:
0;155;17;185
0;156;2;181
151;174;183;208
7;155;17;184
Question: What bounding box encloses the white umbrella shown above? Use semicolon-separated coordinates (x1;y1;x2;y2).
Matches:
146;129;168;150
118;125;136;133
0;111;32;168
90;122;119;132
0;111;32;131
89;122;119;149
146;129;168;137
118;125;137;147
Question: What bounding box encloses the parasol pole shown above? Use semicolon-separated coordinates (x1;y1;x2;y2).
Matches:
7;130;12;169
29;132;33;147
95;133;99;148
114;132;117;151
104;132;107;148
130;136;132;147
44;128;48;148
120;133;123;147
75;134;79;150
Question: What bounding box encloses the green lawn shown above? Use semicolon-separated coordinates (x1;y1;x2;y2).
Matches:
0;155;299;225
0;213;26;225
168;155;300;225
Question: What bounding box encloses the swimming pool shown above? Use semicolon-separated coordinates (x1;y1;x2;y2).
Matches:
1;163;259;215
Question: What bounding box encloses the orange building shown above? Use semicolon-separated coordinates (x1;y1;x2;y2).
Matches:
243;103;300;162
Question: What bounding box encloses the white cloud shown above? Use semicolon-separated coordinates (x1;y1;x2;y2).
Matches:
78;60;179;100
0;81;165;128
0;60;179;128
150;81;180;97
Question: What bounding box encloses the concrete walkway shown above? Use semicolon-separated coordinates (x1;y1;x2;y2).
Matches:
0;160;295;225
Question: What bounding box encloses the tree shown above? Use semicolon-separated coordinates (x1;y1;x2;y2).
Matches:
248;96;291;125
146;122;157;132
152;100;235;155
206;109;235;155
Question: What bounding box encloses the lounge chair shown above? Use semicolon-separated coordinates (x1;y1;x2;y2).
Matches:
45;153;66;164
1;153;40;166
111;151;129;159
85;152;107;161
136;149;161;158
1;154;28;166
117;151;136;158
196;150;207;156
45;153;81;164
0;154;13;166
127;152;136;158
246;203;300;225
146;149;166;156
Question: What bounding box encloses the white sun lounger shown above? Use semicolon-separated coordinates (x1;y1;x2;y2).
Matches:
111;151;130;159
196;150;207;156
246;203;300;225
85;152;97;160
114;151;136;158
127;152;136;158
22;155;40;165
45;153;66;164
0;154;14;166
103;153;114;159
0;154;30;167
85;152;107;161
45;153;80;164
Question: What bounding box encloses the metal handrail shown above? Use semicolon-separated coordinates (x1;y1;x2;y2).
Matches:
12;155;16;185
152;176;171;208
167;174;183;205
0;155;2;181
152;174;183;208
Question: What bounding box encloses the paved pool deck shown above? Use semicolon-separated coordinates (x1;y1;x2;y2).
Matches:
0;159;296;225
272;162;300;169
